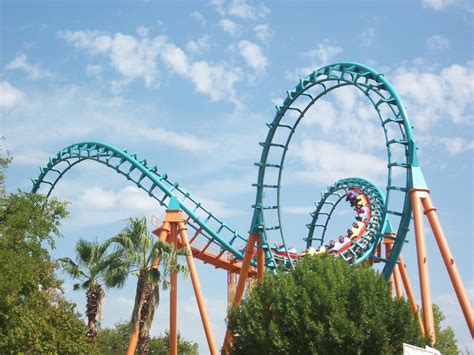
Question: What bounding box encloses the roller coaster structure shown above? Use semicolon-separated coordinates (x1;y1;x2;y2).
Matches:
32;63;473;354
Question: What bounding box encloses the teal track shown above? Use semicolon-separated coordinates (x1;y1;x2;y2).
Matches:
32;62;428;279
32;142;251;264
305;177;386;265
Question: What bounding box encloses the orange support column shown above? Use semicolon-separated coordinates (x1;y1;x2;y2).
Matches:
393;264;403;299
383;237;395;297
169;222;178;355
257;238;265;281
222;233;259;353
411;189;435;344
398;254;425;337
421;195;474;337
177;221;218;354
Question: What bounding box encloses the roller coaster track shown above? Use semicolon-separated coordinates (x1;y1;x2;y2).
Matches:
250;62;426;278
32;62;427;279
32;62;474;343
31;142;254;271
305;177;386;265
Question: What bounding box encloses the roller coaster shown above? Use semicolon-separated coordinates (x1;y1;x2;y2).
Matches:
32;63;473;354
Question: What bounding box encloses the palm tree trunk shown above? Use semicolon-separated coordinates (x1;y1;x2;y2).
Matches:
128;270;147;353
138;281;159;354
86;282;104;343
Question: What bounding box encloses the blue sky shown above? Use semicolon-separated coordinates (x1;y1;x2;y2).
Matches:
1;0;473;352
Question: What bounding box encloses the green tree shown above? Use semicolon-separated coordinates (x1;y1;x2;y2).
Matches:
431;304;458;355
228;255;424;354
58;238;124;343
0;153;93;353
107;217;188;354
149;330;199;354
96;321;199;355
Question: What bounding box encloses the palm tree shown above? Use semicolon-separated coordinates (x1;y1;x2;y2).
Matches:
58;238;124;343
107;217;187;354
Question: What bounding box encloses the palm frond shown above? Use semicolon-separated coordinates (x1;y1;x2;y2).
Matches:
57;257;88;280
75;239;95;266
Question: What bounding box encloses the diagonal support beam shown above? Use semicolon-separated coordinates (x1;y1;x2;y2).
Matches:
222;233;260;353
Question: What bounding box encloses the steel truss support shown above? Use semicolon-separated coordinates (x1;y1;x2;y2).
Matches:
411;188;474;344
127;206;218;355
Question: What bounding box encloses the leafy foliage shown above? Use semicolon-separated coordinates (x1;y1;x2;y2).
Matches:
58;238;127;342
0;153;93;353
107;217;188;353
228;256;425;354
431;304;458;355
96;321;198;354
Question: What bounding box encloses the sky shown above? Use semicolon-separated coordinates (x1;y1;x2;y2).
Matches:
1;0;473;352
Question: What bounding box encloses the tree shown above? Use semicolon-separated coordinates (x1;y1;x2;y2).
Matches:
58;239;124;343
431;304;458;355
96;321;198;354
0;152;93;353
107;217;188;354
228;255;425;354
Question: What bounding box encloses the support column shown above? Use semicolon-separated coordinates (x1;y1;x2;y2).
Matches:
393;264;403;299
421;195;474;337
177;221;218;354
170;222;178;355
411;189;435;344
398;254;425;337
222;233;259;353
383;237;395;297
257;238;265;281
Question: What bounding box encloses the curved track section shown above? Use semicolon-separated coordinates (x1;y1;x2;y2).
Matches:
305;178;386;265
251;62;424;277
31;142;251;263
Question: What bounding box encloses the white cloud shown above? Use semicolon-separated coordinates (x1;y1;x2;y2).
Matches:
5;53;55;80
160;43;190;76
292;39;343;76
292;139;387;186
77;186;118;209
357;28;376;47
304;40;343;66
422;0;455;10
60;30;167;87
85;64;102;76
439;137;474;155
136;26;149;37
238;40;267;73
210;0;226;16
60;30;243;105
189;61;243;105
186;35;211;55
190;10;206;25
254;24;272;43
219;18;239;36
0;81;25;109
426;35;450;50
228;0;257;19
392;61;474;129
302;98;337;132
422;0;474;12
